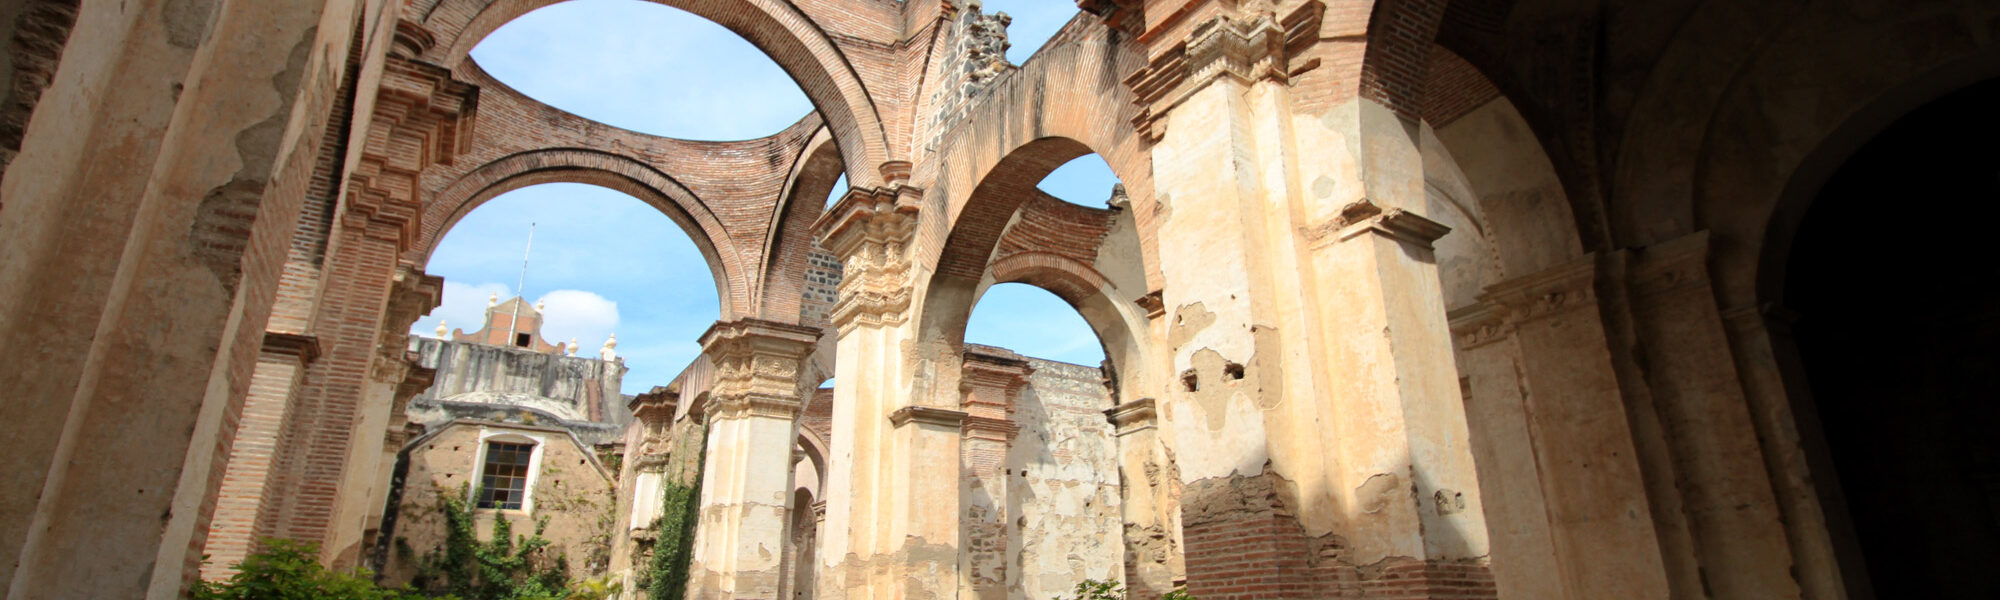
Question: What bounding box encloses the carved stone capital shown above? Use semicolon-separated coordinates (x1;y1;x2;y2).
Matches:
889;406;968;429
1105;398;1159;437
959;347;1032;440
1135;290;1166;319
699;319;821;421
1308;199;1453;249
1124;2;1323;142
816;163;923;333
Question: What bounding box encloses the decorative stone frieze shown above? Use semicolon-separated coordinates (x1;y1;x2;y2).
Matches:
698;319;822;421
817;162;923;334
889;405;969;428
1482;256;1598;323
1446;301;1510;350
1124;2;1325;142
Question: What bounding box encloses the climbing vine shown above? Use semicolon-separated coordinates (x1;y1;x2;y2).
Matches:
409;485;570;600
641;419;709;600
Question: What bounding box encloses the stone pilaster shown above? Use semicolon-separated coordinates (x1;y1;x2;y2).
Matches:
1106;398;1184;598
687;318;821;599
813;161;963;600
261;50;474;557
1615;231;1799;599
1128;3;1498;591
203;333;325;580
328;263;440;569
958;348;1031;600
1452;256;1669;599
0;1;374;596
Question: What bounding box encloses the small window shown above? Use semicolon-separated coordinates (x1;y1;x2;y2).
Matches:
514;333;531;347
477;441;535;510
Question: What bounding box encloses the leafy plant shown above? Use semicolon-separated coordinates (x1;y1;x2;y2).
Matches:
1060;579;1125;600
411;486;570;600
192;538;428;600
1053;579;1200;600
645;421;708;600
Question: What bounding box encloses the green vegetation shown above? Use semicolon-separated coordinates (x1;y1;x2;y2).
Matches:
409;487;569;599
193;539;426;600
641;420;709;600
199;487;620;600
1055;580;1199;600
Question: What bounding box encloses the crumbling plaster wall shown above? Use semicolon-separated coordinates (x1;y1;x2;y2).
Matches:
1006;357;1124;599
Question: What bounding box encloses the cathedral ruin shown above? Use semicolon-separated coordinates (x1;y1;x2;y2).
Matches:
2;0;1998;598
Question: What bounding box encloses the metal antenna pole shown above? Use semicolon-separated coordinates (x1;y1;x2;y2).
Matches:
505;222;535;345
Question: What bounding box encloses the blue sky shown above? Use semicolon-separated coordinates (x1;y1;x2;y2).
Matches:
416;0;1118;393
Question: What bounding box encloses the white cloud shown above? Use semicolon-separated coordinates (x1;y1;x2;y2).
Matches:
535;289;620;350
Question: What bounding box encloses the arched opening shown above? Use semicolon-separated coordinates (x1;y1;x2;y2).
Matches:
965;283;1105;366
1775;77;2000;599
470;0;812;140
425;0;887;181
958;282;1124;599
415;182;722;394
920;133;1162;598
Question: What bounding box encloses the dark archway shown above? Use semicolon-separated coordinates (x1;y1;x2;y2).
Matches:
1779;77;2000;599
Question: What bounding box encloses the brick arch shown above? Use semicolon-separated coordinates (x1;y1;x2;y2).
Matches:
1359;0;1453;117
1754;57;2000;309
918;135;1158;391
409;0;889;185
1666;0;2000;310
919;18;1159;291
986;252;1113;308
420;148;748;320
755;126;842;321
1420;44;1585;282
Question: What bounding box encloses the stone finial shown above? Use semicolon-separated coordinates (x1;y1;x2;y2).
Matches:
436;320;449;338
535;299;546;313
488;292;498;307
601;333;618;360
569;337;579;356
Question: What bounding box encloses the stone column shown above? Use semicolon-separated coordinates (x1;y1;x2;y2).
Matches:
0;1;370;597
1451;257;1671;599
1106;398;1182;598
687;318;821;598
814;163;965;599
958;348;1030;600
